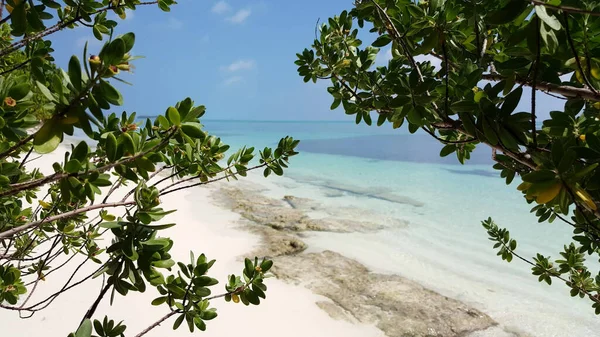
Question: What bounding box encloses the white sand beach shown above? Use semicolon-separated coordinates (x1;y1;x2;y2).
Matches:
1;146;384;337
4;140;598;337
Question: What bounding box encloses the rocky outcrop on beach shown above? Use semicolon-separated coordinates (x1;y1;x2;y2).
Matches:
214;185;498;337
275;251;496;337
217;187;401;233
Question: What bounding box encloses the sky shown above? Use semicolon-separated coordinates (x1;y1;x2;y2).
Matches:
48;0;562;121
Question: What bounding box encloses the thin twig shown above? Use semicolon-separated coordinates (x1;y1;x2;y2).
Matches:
0;133;35;161
134;310;179;337
370;0;423;81
500;237;600;304
81;281;112;325
0;201;134;239
0;0;5;24
160;164;269;196
563;12;598;94
0;58;32;76
482;73;600;101
421;127;476;144
19;236;61;308
0;1;158;58
531;17;540;148
528;0;600;17
442;40;450;117
0;130;174;199
18;147;34;169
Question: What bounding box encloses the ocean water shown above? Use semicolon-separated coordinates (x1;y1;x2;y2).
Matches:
201;120;599;337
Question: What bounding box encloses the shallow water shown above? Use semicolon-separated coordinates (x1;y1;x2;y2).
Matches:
198;120;599;336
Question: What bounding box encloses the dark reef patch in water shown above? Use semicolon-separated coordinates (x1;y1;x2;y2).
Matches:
298;134;493;165
289;175;424;207
445;169;498;178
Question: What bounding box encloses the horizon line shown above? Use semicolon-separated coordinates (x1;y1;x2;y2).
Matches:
135;116;353;123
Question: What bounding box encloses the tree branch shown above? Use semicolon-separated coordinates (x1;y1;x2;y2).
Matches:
0;130;174;199
421;127;476;144
159;163;269;196
370;0;423;82
134;310;179;337
499;235;600;304
0;1;158;58
0;0;5;25
481;73;600;101
531;17;540;148
528;0;600;17
563;12;598;94
80;281;112;325
0;133;34;161
0;201;134;239
0;58;32;76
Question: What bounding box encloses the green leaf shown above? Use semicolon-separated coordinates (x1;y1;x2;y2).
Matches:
481;117;499;146
152;259;175;269
244;258;254;278
173;314;185;330
36;81;56;102
151;296;168;306
522;170;556;183
33;120;62;154
75;319;93;337
136;157;155;172
440;145;456;157
501;87;522;117
101;38;126;65
557;150;576;173
181;122;203;138
106;133;117;162
487;0;529;25
260;260;273;273
10;2;27;36
167;107;181;126
93;25;103;40
72;141;89;162
99;80;123;106
99;222;122;229
535;6;561;31
120;32;136;53
330;98;341;110
8;83;30;100
68;56;83;92
406;4;425;18
430;0;445;10
93;320;104;337
372;35;392;47
65;159;82;173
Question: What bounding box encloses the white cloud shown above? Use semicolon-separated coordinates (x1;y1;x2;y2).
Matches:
223;76;243;85
560;72;574;82
125;9;134;20
222;59;255;72
76;36;103;51
415;54;441;70
167;17;184;30
227;9;251;24
376;48;441;70
376;48;393;65
212;1;231;14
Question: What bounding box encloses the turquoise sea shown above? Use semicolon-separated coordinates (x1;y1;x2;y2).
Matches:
200;120;598;337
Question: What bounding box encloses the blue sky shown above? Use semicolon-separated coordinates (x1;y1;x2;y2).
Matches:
48;0;561;121
49;0;352;121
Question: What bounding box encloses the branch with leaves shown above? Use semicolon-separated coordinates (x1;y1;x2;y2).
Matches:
297;0;600;314
0;1;300;335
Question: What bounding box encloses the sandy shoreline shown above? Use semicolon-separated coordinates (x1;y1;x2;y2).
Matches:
1;147;383;337
0;144;543;337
